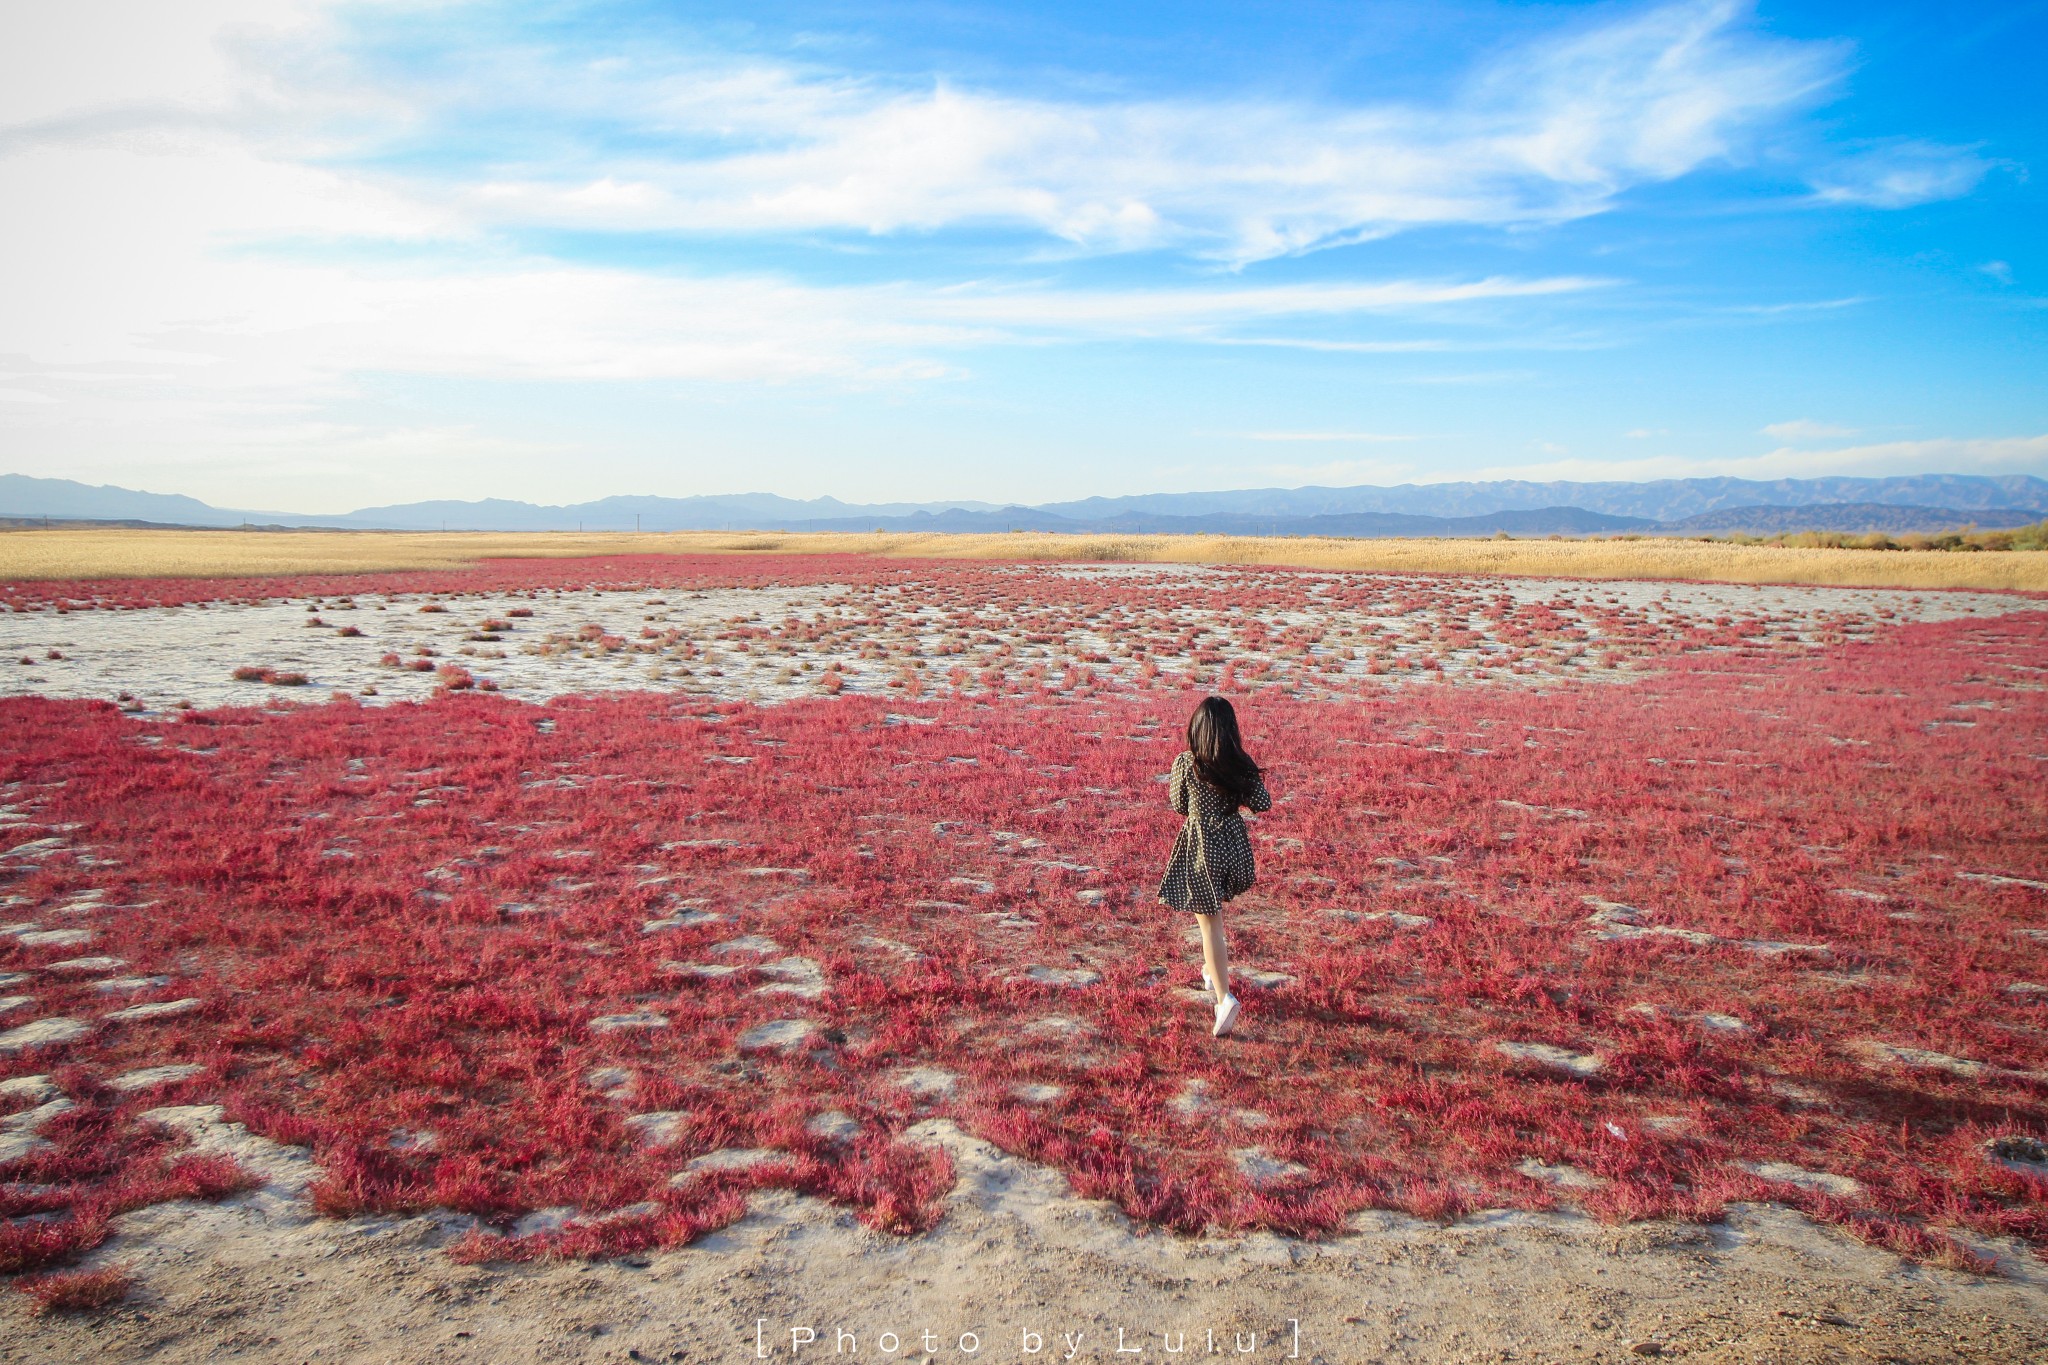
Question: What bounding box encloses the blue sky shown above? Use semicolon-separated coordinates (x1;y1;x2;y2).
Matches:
0;0;2042;511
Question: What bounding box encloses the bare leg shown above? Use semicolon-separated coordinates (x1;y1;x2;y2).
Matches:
1197;911;1231;1006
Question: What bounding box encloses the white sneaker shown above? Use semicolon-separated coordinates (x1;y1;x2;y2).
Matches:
1199;971;1219;993
1212;994;1240;1038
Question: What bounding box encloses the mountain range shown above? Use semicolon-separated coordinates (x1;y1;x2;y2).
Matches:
2;473;2042;538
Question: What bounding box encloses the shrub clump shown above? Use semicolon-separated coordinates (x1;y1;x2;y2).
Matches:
1714;519;2048;552
231;666;309;686
17;1264;132;1315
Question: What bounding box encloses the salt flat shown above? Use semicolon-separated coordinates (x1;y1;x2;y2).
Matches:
0;566;2033;712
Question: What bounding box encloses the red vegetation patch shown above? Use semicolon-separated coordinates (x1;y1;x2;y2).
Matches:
16;1264;132;1314
0;553;916;612
0;1074;266;1292
0;592;2043;1280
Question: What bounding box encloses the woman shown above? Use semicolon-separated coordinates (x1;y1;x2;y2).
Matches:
1157;696;1271;1038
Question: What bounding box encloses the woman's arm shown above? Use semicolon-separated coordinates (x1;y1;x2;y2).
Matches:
1169;752;1191;815
1246;770;1272;814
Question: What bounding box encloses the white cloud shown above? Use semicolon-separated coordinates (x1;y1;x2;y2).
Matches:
1749;434;2048;478
1624;428;1665;438
0;0;1619;443
1458;434;2048;484
1238;432;1418;443
1249;455;1429;486
1394;370;1541;386
0;132;1595;477
0;0;1843;266
1807;139;1995;208
1722;296;1867;315
0;0;327;128
1763;419;1856;440
0;1;2017;507
913;275;1607;334
1209;338;1461;354
385;1;1846;263
0;154;1603;389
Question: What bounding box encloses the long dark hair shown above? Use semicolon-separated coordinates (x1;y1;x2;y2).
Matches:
1187;696;1261;806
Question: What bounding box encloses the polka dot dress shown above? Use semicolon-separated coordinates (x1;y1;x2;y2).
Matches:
1156;751;1272;914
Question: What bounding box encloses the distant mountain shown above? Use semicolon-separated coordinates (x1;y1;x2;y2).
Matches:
0;474;287;527
330;492;1005;531
1661;503;2045;534
0;477;1006;531
750;504;1656;536
0;515;207;531
0;472;2041;538
1037;474;2048;521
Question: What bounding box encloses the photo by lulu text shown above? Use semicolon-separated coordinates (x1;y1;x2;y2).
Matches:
756;1319;1305;1358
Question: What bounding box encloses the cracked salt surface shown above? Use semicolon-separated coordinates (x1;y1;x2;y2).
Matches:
588;1011;669;1033
675;1148;783;1181
105;996;202;1021
1496;1041;1604;1075
895;1066;960;1099
2;574;2035;712
737;1018;817;1052
1742;1162;1865;1200
111;1064;208;1091
1517;1158;1609;1190
623;1112;686;1147
0;1016;91;1050
806;1109;860;1140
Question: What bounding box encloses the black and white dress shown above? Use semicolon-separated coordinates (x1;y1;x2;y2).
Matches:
1156;751;1271;914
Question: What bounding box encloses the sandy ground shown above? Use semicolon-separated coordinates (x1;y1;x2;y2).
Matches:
3;528;2047;592
0;568;2038;713
8;1114;2046;1364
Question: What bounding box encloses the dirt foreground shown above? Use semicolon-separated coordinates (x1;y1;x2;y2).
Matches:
3;527;2046;592
7;1115;2044;1365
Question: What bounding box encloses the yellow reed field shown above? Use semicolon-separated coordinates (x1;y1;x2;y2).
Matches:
2;526;2046;591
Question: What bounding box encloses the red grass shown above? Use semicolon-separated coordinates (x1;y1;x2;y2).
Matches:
0;553;929;612
0;559;2043;1282
0;1092;263;1289
15;1264;132;1314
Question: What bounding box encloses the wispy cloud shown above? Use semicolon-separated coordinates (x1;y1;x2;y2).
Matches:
1395;370;1540;386
1763;419;1856;440
1459;434;2048;484
914;276;1608;333
1204;338;1461;355
1249;456;1429;485
0;1;2024;507
1749;434;2048;477
1722;296;1868;315
0;0;1853;264
1807;139;1998;209
327;0;1850;264
1238;432;1419;443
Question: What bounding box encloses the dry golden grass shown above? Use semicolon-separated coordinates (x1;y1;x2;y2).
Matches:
3;526;2045;591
